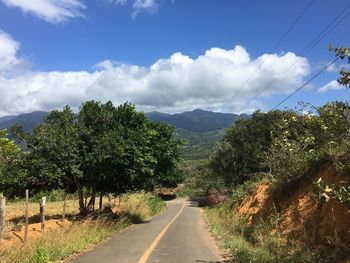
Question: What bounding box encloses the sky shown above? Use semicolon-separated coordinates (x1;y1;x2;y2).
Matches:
0;0;349;116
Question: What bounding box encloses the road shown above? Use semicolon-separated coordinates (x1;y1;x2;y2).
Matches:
71;199;223;263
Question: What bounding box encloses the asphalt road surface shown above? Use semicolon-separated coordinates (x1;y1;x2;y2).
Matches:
71;199;223;263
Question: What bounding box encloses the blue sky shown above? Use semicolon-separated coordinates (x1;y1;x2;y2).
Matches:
0;0;349;116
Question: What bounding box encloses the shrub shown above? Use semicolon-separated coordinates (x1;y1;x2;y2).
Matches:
120;191;165;221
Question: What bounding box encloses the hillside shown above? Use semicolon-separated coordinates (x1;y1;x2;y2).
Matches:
175;128;224;160
148;109;249;159
147;109;249;132
0;115;16;124
0;111;48;132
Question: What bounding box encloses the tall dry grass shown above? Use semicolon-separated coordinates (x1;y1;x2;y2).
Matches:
0;192;165;263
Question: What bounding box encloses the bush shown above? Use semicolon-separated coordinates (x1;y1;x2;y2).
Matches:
121;191;165;221
265;138;316;187
264;102;350;189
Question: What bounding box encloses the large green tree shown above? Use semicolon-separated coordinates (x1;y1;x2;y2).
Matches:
10;101;183;212
0;129;25;196
210;110;292;185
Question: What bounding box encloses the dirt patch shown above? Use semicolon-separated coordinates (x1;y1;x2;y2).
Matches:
236;183;274;224
0;219;71;250
278;164;350;249
235;163;350;250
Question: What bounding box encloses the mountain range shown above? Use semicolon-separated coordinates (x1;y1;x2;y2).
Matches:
148;109;249;132
0;109;248;133
0;109;249;159
0;111;49;133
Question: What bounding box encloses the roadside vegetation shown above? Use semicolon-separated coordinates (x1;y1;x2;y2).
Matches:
0;101;180;262
181;47;350;262
0;101;183;212
1;192;165;263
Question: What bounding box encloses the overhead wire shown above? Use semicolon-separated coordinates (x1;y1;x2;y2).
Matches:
224;2;350;112
223;0;316;110
270;56;340;110
253;3;350;98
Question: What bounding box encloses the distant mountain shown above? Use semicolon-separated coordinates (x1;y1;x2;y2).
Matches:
0;109;250;160
0;115;16;124
147;109;249;132
0;111;48;132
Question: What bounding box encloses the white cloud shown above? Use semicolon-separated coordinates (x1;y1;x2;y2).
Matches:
132;0;157;16
0;31;29;77
108;0;158;16
0;31;20;72
318;80;344;93
0;31;311;116
1;0;85;23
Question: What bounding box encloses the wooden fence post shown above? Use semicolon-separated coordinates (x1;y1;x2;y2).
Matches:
99;193;103;210
62;192;67;222
24;189;29;244
40;197;46;233
108;194;112;207
0;193;6;241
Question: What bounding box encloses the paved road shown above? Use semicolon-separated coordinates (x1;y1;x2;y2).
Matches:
71;199;223;263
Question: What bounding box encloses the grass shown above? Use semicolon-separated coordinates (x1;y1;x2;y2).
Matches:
0;192;165;263
120;191;166;222
204;202;324;263
2;218;129;263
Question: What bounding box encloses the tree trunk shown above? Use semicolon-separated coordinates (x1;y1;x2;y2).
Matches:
62;192;67;221
77;187;85;213
72;173;85;213
87;189;96;212
99;193;103;210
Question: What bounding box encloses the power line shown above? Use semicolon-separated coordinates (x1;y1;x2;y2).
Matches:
223;0;316;110
271;56;339;110
269;0;316;53
253;4;350;98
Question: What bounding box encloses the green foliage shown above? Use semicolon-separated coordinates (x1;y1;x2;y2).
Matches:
329;45;350;88
210;110;291;186
313;178;350;205
30;189;77;203
178;159;225;197
0;129;26;196
210;100;350;189
266;101;350;188
176;128;223;160
3;101;183;211
0;129;20;161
